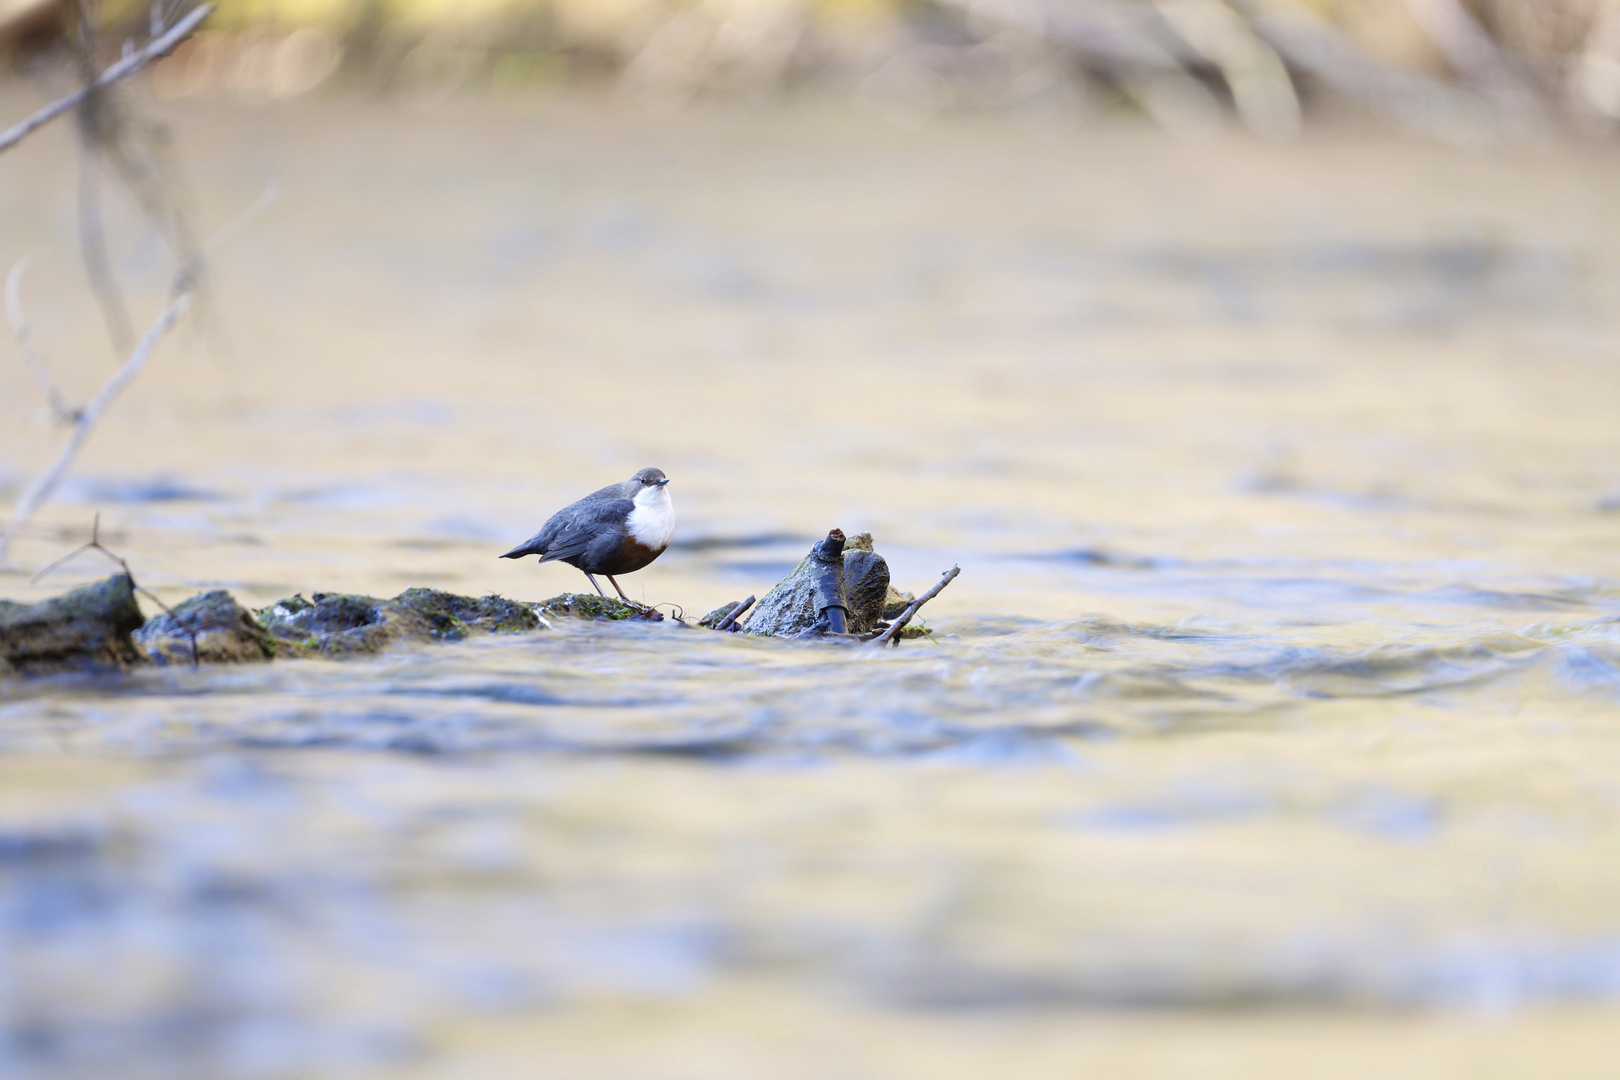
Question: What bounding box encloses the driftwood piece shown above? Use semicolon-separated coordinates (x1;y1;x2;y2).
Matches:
869;565;961;647
803;528;849;635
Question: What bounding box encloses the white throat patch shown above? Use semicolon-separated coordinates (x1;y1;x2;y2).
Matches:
626;484;675;551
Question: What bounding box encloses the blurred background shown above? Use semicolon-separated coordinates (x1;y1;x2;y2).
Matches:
10;0;1620;138
3;1;1620;1078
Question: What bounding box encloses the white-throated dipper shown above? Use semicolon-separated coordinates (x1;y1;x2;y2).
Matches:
499;467;675;601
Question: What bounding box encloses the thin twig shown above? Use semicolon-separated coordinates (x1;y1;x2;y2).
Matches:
182;178;280;287
0;293;191;566
6;257;80;423
1245;4;1495;143
71;0;137;358
0;4;214;157
714;595;755;632
31;513;199;666
868;565;960;646
77;133;137;357
1;178;275;567
1154;0;1301;141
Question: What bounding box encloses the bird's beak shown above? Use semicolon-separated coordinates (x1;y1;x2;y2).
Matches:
657;478;670;486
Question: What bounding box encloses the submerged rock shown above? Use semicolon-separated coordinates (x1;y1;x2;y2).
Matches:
743;531;892;637
259;588;543;658
539;593;664;622
135;590;274;665
0;574;144;675
882;587;915;618
699;600;745;629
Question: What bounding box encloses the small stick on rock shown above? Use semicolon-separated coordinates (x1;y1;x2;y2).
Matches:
715;595;754;632
868;565;959;647
31;513;200;666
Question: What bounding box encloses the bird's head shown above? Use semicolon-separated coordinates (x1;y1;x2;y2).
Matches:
627;467;670;503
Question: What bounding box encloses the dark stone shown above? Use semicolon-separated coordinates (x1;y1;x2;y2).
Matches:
842;551;891;634
256;593;392;657
258;588;543;657
306;593;378;634
134;590;274;665
538;593;664;621
0;574;144;675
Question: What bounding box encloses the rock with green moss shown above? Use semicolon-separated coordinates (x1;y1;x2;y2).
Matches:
743;531;892;637
392;588;542;636
135;590;274;665
698;600;745;629
538;593;664;622
0;574;144;675
258;588;543;658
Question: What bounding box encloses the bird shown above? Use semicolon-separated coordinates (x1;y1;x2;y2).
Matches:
499;467;675;602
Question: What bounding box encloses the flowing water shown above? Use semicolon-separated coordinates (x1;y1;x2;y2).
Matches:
2;95;1620;1077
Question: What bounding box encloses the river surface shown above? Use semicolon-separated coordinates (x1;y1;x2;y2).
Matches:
2;95;1620;1077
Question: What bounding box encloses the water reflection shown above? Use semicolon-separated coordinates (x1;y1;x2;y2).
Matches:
2;97;1620;1076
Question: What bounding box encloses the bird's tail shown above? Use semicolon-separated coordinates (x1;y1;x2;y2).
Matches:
499;537;545;559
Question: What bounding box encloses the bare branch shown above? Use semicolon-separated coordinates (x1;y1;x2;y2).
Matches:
1;176;277;565
1402;0;1547;128
869;566;960;646
0;4;214;157
77;134;137;357
1245;3;1497;144
6;257;80;424
29;512;110;586
1155;0;1301;141
714;595;755;632
0;293;191;566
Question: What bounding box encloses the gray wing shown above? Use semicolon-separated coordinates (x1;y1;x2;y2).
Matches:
500;497;633;561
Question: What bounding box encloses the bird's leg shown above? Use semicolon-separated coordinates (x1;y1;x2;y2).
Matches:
606;575;631;602
583;572;609;598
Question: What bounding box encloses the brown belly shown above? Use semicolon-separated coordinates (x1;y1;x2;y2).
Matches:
590;536;665;576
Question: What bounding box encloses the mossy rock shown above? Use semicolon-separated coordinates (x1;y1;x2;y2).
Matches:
539;593;664;622
882;586;915;618
258;588;543;658
392;587;541;636
0;574;144;675
135;590;273;665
